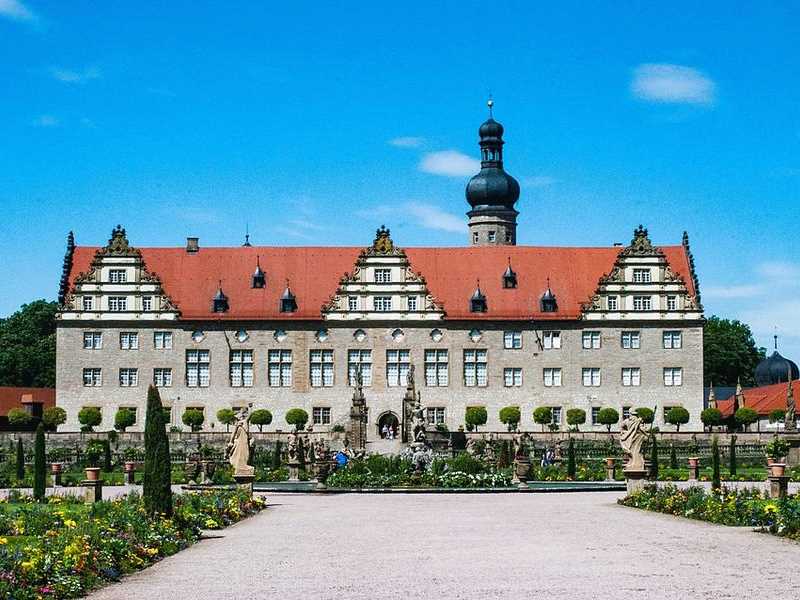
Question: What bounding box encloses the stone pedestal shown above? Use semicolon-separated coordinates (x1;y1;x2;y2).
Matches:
288;461;301;482
234;474;255;497
623;469;649;495
50;463;62;487
82;479;103;503
124;462;136;485
785;434;800;467
687;457;700;481
604;458;616;482
512;456;530;488
768;475;790;499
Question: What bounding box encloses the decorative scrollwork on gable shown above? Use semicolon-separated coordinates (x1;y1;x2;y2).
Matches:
619;225;664;258
99;225;141;258
364;225;404;257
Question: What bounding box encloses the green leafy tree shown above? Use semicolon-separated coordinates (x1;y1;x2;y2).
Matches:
272;439;282;469
7;408;32;428
734;407;759;432
729;435;737;476
566;438;576;479
0;300;58;387
15;438;24;481
711;435;721;490
249;409;273;432
769;409;786;424
703;316;766;386
114;408;136;432
701;408;723;431
566;408;586;431
33;422;46;502
464;406;487;432
648;433;659;479
42;406;66;430
597;408;619;433
78;407;102;432
143;385;172;517
499;406;521;432
182;408;205;432
216;408;236;432
669;443;678;469
634;407;655;424
285;408;309;431
533;406;553;432
666;406;690;432
102;439;112;471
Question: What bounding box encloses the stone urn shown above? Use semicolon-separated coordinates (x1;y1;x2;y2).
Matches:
51;462;63;486
767;457;774;466
84;467;101;481
770;463;787;477
604;457;616;481
123;461;136;484
687;457;700;481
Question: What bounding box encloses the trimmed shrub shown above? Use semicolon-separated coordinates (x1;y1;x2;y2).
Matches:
114;408;136;432
16;438;24;480
701;408;723;431
648;433;659;479
249;409;273;432
42;406;67;430
216;408;236;432
78;406;102;432
729;435;737;476
711;435;721;490
666;406;690;431
285;408;309;431
465;406;488;432
499;406;521;432
566;438;576;479
669;444;678;469
566;408;586;431
533;406;553;432
272;440;282;469
182;408;205;432
33;422;46;502
103;439;112;471
144;385;172;517
734;407;758;431
768;409;786;424
7;408;32;428
597;407;620;432
634;407;655;424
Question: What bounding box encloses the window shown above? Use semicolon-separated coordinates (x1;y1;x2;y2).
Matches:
348;296;359;311
663;367;683;386
463;349;488;387
424;349;449;386
622;367;641;386
621;331;640;349
186;349;210;387
268;350;292;387
119;368;138;387
229;350;254;387
82;368;102;386
109;269;127;283
582;331;601;349
543;331;561;350
347;350;372;386
82;296;93;311
503;368;522;387
374;297;392;312
83;332;102;349
633;296;652;311
142;296;153;311
426;407;446;425
472;231;479;244
120;332;139;350
154;368;172;387
310;350;334;387
667;295;678;311
312;407;331;425
543;368;562;387
154;331;173;349
505;232;512;244
632;268;651;283
488;231;496;243
386;349;410;387
108;296;127;312
591;407;601;425
374;268;391;283
582;368;601;387
503;331;522;349
663;331;682;349
407;296;418;311
622;406;631;420
607;296;618;310
551;406;562;425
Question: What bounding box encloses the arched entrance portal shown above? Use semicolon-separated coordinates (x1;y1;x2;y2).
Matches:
377;411;400;439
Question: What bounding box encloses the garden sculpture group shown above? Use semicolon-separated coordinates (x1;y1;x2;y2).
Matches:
619;412;649;493
401;389;433;472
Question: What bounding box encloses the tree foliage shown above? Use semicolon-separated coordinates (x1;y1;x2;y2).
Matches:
566;438;576;479
498;406;521;432
16;438;24;481
216;408;236;432
597;407;619;432
769;409;786;424
42;406;66;430
533;406;552;431
7;408;32;428
734;407;759;431
285;408;309;431
703;316;765;386
182;408;205;432
34;423;45;502
648;432;659;479
143;385;172;517
114;408;136;432
729;435;737;476
701;408;723;430
0;300;58;387
634;407;655;424
566;408;586;430
249;409;273;432
464;406;487;432
666;406;690;431
711;436;721;490
78;407;102;432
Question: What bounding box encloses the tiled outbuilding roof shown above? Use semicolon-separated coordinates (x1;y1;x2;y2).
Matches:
718;380;798;417
0;387;56;415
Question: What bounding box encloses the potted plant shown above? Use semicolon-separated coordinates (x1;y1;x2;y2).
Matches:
765;436;790;476
84;466;101;481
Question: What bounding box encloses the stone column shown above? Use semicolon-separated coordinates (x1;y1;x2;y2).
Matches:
687;457;700;481
604;457;616;481
124;461;136;484
768;475;789;499
50;462;62;487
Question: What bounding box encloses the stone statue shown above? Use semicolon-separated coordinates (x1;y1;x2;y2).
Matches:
406;363;415;389
287;431;300;463
619;414;648;471
785;373;796;432
411;391;427;444
226;405;254;478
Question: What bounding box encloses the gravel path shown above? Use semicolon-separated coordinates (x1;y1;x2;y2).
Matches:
88;491;798;600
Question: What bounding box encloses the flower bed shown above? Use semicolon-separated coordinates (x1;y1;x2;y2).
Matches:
619;484;800;541
0;490;266;599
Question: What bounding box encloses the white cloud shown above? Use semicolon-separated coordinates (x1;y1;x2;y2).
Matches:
288;219;325;232
522;175;557;188
0;0;36;21
631;63;716;105
389;136;425;148
404;202;463;233
50;66;101;84
419;150;479;177
756;261;800;281
703;284;763;299
741;300;800;339
32;114;59;127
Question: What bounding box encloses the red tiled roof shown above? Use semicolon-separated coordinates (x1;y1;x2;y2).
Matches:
0;387;55;415
718;381;797;417
68;244;695;321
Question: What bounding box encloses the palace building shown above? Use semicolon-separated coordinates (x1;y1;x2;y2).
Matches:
54;109;705;435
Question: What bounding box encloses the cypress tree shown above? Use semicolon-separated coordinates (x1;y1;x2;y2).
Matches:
143;385;172;517
103;439;113;472
649;433;659;479
669;443;678;469
711;435;721;490
15;438;24;481
272;440;282;470
566;438;576;479
33;422;46;502
728;435;737;477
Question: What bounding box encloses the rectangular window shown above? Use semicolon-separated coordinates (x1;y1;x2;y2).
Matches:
108;296;127;312
591;407;601;425
633;268;651;283
83;332;102;349
543;368;562;387
622;367;641;386
82;368;102;386
119;368;138;387
142;296;153;311
472;232;479;244
503;331;522;349
374;296;392;312
154;331;173;349
186;349;210;387
374;268;391;283
667;295;677;310
488;231;496;243
463;349;488;387
663;367;683;386
268;350;292;387
503;367;523;387
543;331;561;350
109;269;127;283
82;296;93;311
229;350;254;387
348;296;359;311
582;331;601;349
622;406;631;420
424;349;449;387
310;350;334;387
633;296;652;311
663;331;683;349
386;349;410;387
426;407;446;425
621;331;640;349
551;406;562;425
120;332;139;350
347;350;372;386
154;368;172;387
582;368;601;387
312;407;331;425
607;295;618;310
407;296;418;311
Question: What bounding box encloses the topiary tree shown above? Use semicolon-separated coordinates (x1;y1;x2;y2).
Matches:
143;385;172;517
249;409;273;432
285;408;309;431
15;438;24;481
102;439;112;471
566;408;586;431
114;408;136;432
499;406;521;432
464;406;487;432
566;438;576;479
182;408;205;432
597;407;619;433
7;408;32;428
729;434;737;476
769;409;786;425
271;439;282;469
33;422;45;502
734;407;759;432
42;406;66;430
666;406;690;432
533;407;553;432
78;406;102;432
701;408;723;432
634;407;655;424
711;435;721;490
648;432;659;479
216;408;236;432
669;443;678;469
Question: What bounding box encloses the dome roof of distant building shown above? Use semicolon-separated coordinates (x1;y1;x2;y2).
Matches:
754;350;799;386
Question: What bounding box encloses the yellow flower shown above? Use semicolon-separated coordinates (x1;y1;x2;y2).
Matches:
146;547;159;556
20;561;34;571
0;538;7;545
64;519;77;528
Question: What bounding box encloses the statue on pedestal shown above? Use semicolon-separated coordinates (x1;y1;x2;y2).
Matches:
619;413;648;471
785;372;796;432
226;405;254;478
410;391;427;445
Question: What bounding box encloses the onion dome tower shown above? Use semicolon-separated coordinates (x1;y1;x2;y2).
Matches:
754;335;799;386
466;99;520;246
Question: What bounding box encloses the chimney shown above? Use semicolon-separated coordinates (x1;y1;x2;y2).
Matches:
186;237;199;253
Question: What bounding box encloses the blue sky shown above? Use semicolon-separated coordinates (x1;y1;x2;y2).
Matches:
1;1;799;357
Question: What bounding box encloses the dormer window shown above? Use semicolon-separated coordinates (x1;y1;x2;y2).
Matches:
280;284;297;313
212;286;229;313
470;284;487;313
252;258;266;289
502;261;517;289
540;281;557;313
109;269;127;283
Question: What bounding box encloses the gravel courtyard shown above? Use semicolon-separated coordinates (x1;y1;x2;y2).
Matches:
89;492;798;600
